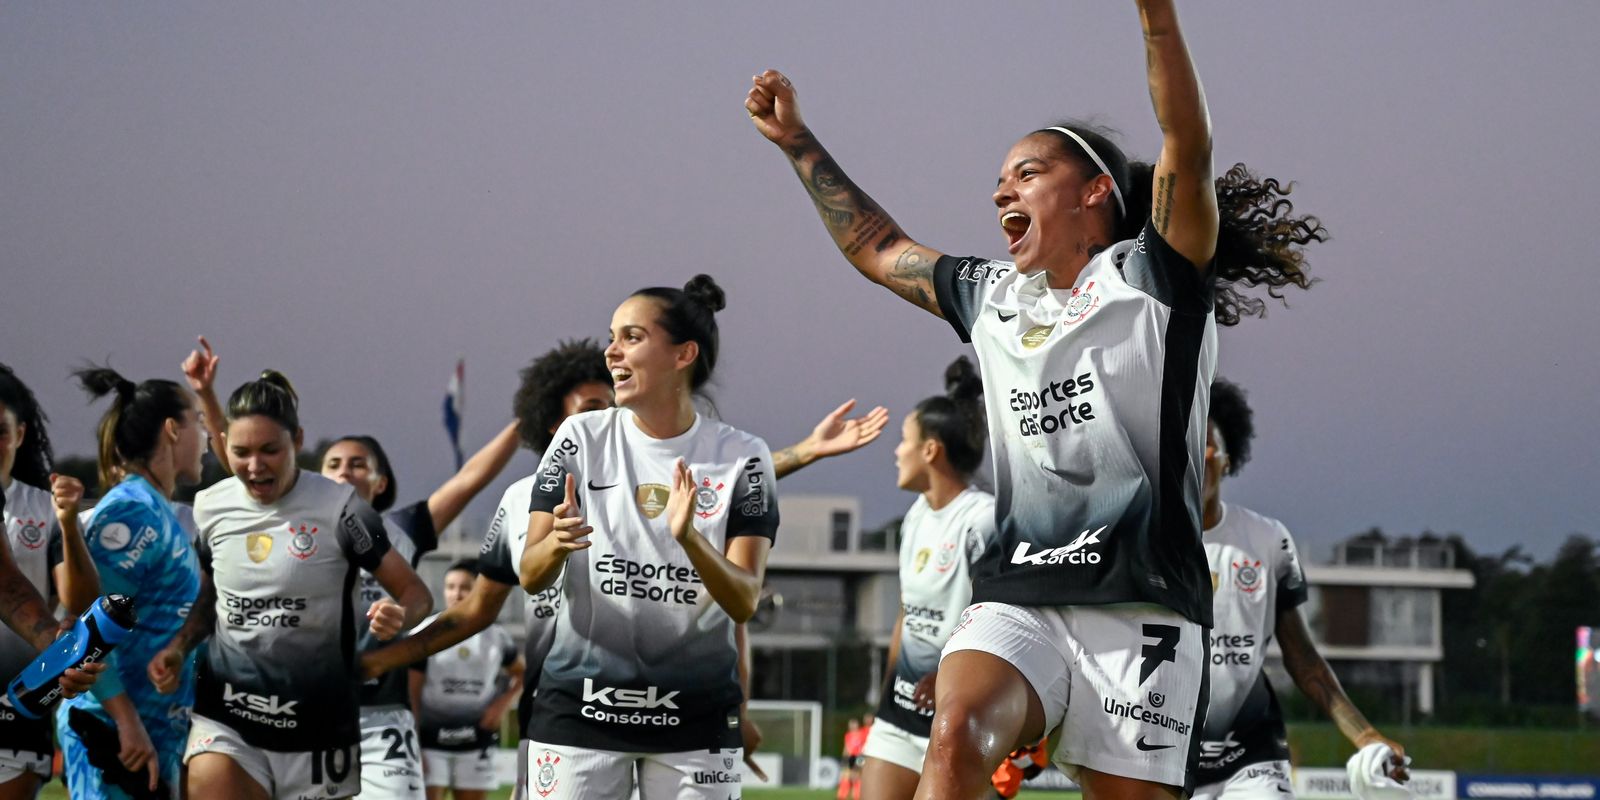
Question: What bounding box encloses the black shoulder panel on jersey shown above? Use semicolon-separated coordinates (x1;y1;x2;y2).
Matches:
933;255;988;343
388;500;438;566
726;456;779;541
477;505;519;586
530;426;583;515
46;518;64;570
337;495;392;572
1120;220;1214;313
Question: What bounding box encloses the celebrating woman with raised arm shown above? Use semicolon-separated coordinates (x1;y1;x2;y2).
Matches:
748;2;1324;798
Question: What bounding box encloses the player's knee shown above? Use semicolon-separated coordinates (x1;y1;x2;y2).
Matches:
924;699;998;773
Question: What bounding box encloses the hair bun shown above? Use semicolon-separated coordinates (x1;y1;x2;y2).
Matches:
943;356;982;403
258;370;300;407
682;274;726;314
75;365;137;404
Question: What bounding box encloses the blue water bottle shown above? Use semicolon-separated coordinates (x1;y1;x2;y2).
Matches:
4;595;137;719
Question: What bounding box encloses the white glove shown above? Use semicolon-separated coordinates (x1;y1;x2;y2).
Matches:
1346;742;1411;800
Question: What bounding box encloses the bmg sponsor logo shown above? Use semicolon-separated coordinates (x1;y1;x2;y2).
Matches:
953;258;1012;285
738;458;767;516
537;437;580;494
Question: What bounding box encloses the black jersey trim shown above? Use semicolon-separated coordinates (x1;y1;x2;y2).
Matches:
1195;672;1294;785
396;500;439;566
1183;631;1211;796
341;558;360;674
933;256;974;343
0;712;52;755
1278;584;1310;612
1154;303;1214;627
1120;221;1214;313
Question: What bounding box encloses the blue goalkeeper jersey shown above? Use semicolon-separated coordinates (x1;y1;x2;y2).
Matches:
62;474;202;744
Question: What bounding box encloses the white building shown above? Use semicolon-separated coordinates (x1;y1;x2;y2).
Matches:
752;496;1475;718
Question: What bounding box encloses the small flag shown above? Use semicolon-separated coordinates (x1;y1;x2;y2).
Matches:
443;358;464;470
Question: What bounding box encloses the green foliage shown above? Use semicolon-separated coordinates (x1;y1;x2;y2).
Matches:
1289;722;1600;773
1439;533;1600;716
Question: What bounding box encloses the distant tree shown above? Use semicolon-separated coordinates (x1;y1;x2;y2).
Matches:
1437;532;1600;723
1509;536;1600;706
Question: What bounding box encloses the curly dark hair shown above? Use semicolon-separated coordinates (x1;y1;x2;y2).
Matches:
0;363;54;489
1124;161;1326;326
1208;378;1254;476
1209;163;1326;325
513;339;610;452
1037;125;1326;327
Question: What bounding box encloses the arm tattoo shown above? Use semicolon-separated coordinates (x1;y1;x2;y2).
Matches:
0;574;57;648
1154;172;1176;234
886;245;935;309
172;579;217;653
404;614;459;664
784;129;911;263
770;445;805;480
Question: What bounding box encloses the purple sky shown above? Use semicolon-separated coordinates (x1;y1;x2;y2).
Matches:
4;3;1596;563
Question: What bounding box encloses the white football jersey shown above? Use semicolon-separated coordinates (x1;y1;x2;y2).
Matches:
933;221;1218;625
414;615;516;751
876;487;996;736
0;480;61;753
192;471;391;751
477;474;562;725
524;408;778;752
358;500;439;709
1198;502;1307;782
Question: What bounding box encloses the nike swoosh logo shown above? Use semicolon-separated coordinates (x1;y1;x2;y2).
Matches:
998;311;1018;322
1135;736;1174;752
587;480;618;491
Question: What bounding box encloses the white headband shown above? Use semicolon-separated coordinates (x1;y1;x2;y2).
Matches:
1046;127;1124;217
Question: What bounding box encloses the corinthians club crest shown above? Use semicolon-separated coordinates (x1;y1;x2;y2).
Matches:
1232;558;1263;593
286;524;318;560
1062;281;1100;326
694;477;725;519
534;751;560;798
13;518;45;550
